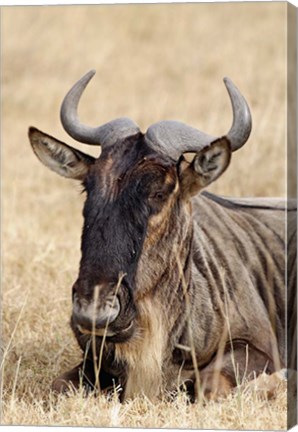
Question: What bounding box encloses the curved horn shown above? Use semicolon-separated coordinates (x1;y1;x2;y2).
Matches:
224;77;252;151
145;78;252;159
60;70;140;146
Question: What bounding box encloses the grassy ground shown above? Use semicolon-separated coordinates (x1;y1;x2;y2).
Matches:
1;3;289;429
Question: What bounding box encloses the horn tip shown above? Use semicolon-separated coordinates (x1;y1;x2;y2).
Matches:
223;76;233;88
77;69;96;86
84;69;96;80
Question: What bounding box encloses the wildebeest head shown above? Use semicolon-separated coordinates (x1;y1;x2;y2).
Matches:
29;70;251;344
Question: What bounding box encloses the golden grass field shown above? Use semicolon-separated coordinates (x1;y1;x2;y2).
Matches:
1;2;293;429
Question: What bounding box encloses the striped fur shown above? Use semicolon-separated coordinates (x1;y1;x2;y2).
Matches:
29;127;296;401
112;191;296;400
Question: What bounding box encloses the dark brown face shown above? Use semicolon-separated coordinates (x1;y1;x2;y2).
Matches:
71;133;178;344
29;124;231;349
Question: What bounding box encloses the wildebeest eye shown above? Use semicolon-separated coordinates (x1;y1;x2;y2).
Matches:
154;192;165;201
147;190;171;216
149;190;168;204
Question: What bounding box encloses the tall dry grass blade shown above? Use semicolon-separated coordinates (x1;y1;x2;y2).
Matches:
205;266;236;396
9;356;22;411
219;268;240;386
89;273;125;393
96;273;125;387
80;339;94;391
0;293;28;371
175;251;201;402
0;293;28;398
91;284;100;391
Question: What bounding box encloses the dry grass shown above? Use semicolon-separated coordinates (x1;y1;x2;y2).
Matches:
1;3;290;429
1;384;288;429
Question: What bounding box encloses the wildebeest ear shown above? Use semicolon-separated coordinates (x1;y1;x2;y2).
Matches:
28;127;95;180
178;137;231;198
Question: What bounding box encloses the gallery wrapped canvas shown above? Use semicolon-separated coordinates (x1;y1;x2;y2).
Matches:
1;1;297;430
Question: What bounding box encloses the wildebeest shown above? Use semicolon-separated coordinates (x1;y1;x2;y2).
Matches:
29;70;296;401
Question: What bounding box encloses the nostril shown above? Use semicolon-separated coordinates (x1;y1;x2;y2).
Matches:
95;294;120;327
72;309;93;332
71;294;121;334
